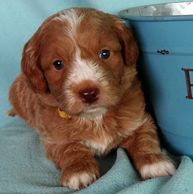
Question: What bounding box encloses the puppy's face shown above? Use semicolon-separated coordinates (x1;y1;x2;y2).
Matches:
22;8;138;117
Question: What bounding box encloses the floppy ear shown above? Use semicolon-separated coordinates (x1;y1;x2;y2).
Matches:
113;20;139;67
21;32;48;93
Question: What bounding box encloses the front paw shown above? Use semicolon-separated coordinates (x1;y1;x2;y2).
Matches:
62;171;98;190
61;163;99;190
139;154;176;179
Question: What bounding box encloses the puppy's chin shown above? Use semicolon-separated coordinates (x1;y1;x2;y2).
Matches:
80;107;107;120
62;104;108;120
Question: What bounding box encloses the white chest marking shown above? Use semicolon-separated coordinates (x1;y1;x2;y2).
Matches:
83;138;112;156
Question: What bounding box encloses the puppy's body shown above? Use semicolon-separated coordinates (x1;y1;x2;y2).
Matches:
9;8;175;190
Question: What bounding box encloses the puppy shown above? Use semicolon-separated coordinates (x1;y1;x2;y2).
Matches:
9;8;175;190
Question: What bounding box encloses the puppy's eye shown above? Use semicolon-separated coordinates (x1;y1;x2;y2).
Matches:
99;49;110;59
53;60;64;70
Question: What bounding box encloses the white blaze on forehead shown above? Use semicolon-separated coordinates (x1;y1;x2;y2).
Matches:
53;9;84;38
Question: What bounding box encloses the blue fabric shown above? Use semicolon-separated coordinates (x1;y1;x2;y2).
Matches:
1;119;193;194
1;1;193;194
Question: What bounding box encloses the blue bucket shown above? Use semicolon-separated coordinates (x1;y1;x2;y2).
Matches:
120;2;193;159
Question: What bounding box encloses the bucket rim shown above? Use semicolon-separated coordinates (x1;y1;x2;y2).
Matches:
119;1;193;21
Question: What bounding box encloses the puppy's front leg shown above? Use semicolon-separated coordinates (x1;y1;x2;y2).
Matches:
45;142;99;190
121;115;175;179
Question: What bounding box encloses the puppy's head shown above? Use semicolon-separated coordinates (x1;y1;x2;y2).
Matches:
22;8;138;118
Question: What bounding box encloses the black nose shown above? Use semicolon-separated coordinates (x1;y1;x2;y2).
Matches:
79;88;99;104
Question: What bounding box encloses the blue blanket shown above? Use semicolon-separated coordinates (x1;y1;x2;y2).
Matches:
1;1;193;193
1;118;193;194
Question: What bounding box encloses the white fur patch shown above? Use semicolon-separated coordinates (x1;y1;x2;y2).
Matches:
82;129;114;156
53;9;84;38
80;107;107;120
83;140;110;155
66;48;107;85
62;172;96;190
140;160;176;179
